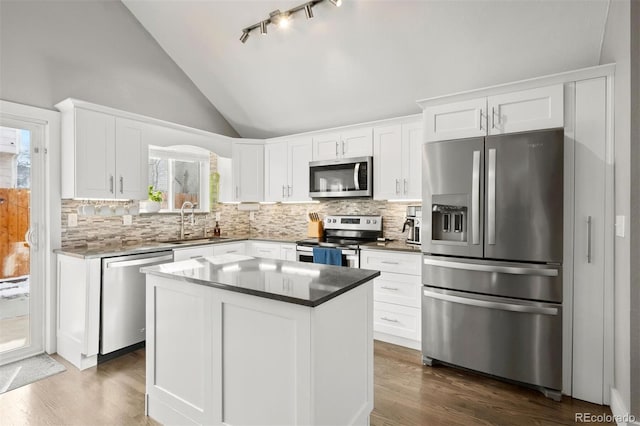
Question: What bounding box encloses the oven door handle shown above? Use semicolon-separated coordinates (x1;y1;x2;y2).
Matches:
423;289;559;316
296;246;357;256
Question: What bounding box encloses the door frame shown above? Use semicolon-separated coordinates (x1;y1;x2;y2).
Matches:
0;100;61;360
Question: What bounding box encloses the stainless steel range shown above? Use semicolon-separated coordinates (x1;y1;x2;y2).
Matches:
296;215;383;268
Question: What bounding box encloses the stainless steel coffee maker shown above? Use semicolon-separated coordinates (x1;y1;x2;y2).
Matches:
403;205;422;245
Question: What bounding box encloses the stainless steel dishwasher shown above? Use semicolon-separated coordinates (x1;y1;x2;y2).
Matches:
101;251;173;355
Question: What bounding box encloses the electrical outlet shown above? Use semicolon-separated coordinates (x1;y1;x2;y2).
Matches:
616;215;625;237
215;212;221;221
250;211;255;221
68;213;78;227
123;215;132;226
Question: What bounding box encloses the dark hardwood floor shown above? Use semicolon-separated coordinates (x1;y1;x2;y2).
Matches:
371;342;613;426
0;341;612;425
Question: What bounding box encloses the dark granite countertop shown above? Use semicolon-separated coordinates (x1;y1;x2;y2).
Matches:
54;237;247;259
141;255;380;307
360;240;423;253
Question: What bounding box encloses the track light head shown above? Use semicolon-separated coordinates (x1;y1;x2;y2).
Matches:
260;21;268;35
304;4;314;19
329;0;342;6
240;31;249;43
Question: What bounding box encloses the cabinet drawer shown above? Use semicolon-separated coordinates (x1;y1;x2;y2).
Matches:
250;242;281;259
212;242;246;256
173;246;214;261
373;301;421;341
360;250;421;275
374;272;421;308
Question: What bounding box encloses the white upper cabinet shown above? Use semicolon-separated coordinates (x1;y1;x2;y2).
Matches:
60;105;148;200
232;142;264;202
312;127;372;160
74;108;116;198
264;142;288;202
487;85;564;135
374;119;423;200
401;120;423;199
287;138;312;201
423;98;487;142
114;117;148;200
264;138;312;202
423;84;563;142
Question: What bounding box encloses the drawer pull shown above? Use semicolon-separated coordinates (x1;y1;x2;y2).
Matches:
380;316;399;323
226;250;238;253
381;261;400;265
380;286;399;291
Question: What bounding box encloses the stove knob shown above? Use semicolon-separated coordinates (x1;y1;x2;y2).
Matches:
366;219;371;224
372;219;377;224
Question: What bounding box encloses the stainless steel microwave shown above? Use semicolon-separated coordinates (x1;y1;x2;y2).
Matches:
309;156;373;198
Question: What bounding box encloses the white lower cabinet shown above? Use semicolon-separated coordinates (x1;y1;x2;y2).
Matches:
173;245;214;261
280;243;297;261
250;241;281;259
212;242;246;256
361;249;422;349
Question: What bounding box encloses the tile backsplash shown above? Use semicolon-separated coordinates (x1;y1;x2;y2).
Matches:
60;199;418;249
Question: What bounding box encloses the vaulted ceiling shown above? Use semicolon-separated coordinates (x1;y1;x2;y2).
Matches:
123;0;609;138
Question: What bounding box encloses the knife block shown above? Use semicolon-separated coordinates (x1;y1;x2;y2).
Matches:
307;221;324;238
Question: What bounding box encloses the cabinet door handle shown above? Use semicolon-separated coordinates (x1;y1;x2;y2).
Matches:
342;141;346;156
479;109;484;131
282;185;286;198
119;176;124;194
403;179;407;194
235;186;239;199
109;175;114;194
335;141;339;156
288;185;292;197
587;216;592;263
381;261;400;265
395;179;400;194
491;107;496;129
380;286;399;291
380;317;399;323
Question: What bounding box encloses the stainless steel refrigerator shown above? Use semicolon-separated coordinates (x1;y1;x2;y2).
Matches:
421;128;564;399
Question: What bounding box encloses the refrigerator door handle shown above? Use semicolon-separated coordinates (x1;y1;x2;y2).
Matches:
423;289;559;316
487;148;497;245
423;257;559;277
471;150;481;245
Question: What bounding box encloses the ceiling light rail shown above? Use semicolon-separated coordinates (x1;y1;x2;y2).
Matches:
239;0;342;44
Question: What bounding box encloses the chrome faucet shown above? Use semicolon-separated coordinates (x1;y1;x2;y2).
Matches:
180;201;197;240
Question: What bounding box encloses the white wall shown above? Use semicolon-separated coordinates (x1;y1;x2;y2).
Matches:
599;0;632;415
0;0;238;137
630;0;640;418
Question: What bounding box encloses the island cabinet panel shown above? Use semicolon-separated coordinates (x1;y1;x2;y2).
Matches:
145;274;373;426
221;301;309;425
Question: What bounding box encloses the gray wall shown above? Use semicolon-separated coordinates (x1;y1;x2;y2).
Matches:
631;0;640;417
599;0;632;414
0;0;238;137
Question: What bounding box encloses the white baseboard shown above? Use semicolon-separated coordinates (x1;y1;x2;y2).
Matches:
610;388;639;426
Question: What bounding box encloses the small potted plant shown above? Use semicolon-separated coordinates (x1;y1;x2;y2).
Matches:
140;185;163;213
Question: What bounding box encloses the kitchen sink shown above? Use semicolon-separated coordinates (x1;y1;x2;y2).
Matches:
159;237;230;245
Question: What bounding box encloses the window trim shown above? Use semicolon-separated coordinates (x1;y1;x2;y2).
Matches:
148;146;210;213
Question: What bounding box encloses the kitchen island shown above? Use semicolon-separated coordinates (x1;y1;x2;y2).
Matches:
141;254;380;426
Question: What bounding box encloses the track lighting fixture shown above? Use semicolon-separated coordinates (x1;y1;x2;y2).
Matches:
239;0;340;44
304;4;314;19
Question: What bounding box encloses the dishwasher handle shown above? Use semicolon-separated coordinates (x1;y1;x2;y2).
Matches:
106;254;173;269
